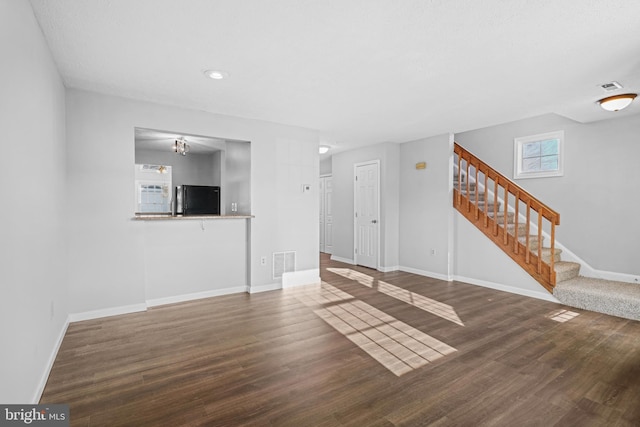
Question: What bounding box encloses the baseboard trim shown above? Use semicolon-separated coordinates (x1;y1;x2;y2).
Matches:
330;255;354;265
453;274;560;303
590;268;639;284
328;255;398;273
68;303;148;323
283;269;320;289
542;240;639;284
399;266;451;282
146;286;246;308
504;212;638;285
32;317;70;404
247;282;282;294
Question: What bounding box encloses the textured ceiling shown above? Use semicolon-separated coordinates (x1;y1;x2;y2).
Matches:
134;128;228;154
29;0;640;153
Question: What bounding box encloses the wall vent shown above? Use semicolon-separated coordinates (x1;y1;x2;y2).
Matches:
273;251;296;279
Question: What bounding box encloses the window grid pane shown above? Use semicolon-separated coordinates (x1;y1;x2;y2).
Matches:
520;138;560;174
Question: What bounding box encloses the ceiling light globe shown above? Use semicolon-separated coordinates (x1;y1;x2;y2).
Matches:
598;93;637;111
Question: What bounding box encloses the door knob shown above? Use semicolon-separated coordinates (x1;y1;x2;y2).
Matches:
371;219;378;224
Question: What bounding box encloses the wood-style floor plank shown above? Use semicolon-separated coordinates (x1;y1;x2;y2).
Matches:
40;254;640;426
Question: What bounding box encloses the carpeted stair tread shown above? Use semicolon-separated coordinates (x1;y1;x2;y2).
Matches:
554;276;640;321
554;261;581;282
540;247;562;263
467;193;486;202
506;222;528;236
491;212;515;224
460;200;501;213
455;183;476;191
518;235;543;250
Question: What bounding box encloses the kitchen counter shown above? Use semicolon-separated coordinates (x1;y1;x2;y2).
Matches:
133;214;253;221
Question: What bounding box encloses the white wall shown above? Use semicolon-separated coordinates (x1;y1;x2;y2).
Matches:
454;212;558;301
65;89;320;314
331;143;400;269
142;219;247;304
399;134;454;279
212;150;224;188
456;113;640;276
225;141;251;215
0;0;68;403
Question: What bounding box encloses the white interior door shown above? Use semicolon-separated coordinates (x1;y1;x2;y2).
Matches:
319;175;334;254
319;177;325;252
324;176;333;254
354;162;379;269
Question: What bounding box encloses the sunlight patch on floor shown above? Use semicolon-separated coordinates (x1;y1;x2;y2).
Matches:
327;267;464;326
547;309;580;323
327;268;374;287
290;283;457;376
378;280;464;326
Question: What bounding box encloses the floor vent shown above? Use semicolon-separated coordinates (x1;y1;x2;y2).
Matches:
273;251;296;279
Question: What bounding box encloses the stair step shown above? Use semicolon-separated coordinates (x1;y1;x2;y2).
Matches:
540;247;562;263
485;204;500;214
456;183;476;192
490;212;515;224
554;261;581;282
467;192;486;202
460;188;484;200
506;222;528;236
518;235;544;251
553;276;640;321
457;195;500;213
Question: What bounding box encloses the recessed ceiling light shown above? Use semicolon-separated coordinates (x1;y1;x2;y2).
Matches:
203;69;229;80
319;145;330;154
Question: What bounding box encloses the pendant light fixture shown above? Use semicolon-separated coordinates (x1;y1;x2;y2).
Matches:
174;137;190;156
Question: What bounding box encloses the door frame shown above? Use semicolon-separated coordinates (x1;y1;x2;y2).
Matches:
353;160;380;269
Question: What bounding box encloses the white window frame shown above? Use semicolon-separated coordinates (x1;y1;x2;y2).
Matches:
513;130;564;179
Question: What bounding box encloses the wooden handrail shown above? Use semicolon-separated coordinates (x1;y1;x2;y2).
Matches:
454;144;560;225
453;142;560;292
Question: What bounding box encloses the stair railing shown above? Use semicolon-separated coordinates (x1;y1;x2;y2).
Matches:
454;142;560;291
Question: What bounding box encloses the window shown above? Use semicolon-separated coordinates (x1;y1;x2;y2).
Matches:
134;163;173;213
513;131;564;179
137;183;171;213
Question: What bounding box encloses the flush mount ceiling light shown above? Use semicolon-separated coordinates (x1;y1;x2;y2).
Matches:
203;69;229;80
174;137;190;156
597;93;637;111
319;145;330;154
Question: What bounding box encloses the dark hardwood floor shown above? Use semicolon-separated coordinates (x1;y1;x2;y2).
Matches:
41;253;640;426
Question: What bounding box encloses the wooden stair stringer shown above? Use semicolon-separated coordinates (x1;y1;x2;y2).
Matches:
455;189;555;293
